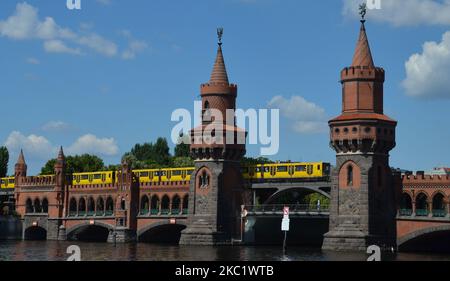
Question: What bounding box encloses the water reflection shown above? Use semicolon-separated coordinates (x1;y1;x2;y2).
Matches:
0;241;449;261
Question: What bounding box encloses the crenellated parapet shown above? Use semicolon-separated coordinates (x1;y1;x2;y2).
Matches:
18;175;56;187
402;175;450;189
340;66;385;83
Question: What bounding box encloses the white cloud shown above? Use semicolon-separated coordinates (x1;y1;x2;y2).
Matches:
403;31;450;99
42;121;70;132
342;0;450;26
44;40;81;55
0;2;119;57
268;95;328;134
122;40;148;60
4;131;55;160
67;134;119;156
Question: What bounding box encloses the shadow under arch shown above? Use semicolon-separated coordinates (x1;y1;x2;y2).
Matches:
398;225;450;253
264;187;330;205
24;226;47;240
66;221;114;242
138;221;187;244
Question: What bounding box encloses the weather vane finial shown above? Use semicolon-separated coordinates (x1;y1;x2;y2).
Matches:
359;2;367;22
217;27;224;46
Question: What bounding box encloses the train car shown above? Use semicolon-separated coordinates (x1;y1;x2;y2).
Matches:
133;169;160;184
160;167;195;182
0;177;15;189
72;171;116;185
244;162;331;182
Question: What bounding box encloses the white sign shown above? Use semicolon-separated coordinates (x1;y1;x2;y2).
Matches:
281;218;290;231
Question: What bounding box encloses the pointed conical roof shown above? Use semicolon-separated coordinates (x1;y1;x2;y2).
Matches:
351;21;374;67
57;146;65;161
17;149;26;165
209;44;229;84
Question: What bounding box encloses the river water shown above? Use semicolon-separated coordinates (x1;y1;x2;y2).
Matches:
0;241;449;261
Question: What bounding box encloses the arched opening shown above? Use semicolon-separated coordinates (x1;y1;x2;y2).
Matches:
263;188;330;208
415;193;429;216
347;165;353;186
87;197;95;216
96;197;105;216
42;198;49;213
171;195;181;215
105;197;114;216
140;196;149;215
26;198;33;214
139;224;187;244
432;193;446;217
78;198;86;216
399;229;450;253
69;198;77;217
399;193;413;216
24;226;47;240
161;195;170;215
150;195;160;215
68;225;111;242
34;198;42;213
182;195;189;215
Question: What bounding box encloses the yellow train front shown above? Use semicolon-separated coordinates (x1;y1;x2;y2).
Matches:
0;177;15;190
242;162;330;182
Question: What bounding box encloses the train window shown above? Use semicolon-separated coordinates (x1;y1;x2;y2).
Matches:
296;165;306;172
318;165;321;170
0;180;5;185
140;172;149;177
93;174;102;180
173;170;182;176
81;175;89;180
264;167;270;172
277;166;288;172
9;179;14;184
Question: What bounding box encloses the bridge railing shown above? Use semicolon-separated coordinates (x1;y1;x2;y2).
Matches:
244;204;330;215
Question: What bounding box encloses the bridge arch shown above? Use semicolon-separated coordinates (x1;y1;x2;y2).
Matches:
263;186;330;205
66;221;114;242
398;225;450;253
138;221;187;244
24;226;47;240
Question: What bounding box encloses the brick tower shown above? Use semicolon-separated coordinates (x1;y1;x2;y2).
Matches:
322;19;398;251
180;29;246;245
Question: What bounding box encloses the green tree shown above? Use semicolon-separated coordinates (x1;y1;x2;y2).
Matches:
241;156;274;165
153;137;171;166
0;147;9;178
174;133;191;158
173;157;194;168
40;154;105;175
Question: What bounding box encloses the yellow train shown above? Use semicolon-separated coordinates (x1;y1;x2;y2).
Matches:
241;162;330;182
0;177;15;189
2;162;329;187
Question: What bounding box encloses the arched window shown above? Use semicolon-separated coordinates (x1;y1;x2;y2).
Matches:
347;165;353;186
96;197;105;216
69;198;77;216
78;198;86;216
182;195;189;214
34;198;42;213
399;193;412;216
172;195;181;214
200;171;210;188
105;197;114;216
415;193;428;217
87;197;95;216
42;198;49;213
140;195;149;214
203;101;212;122
161;195;170;215
150;195;160;215
26;199;33;214
120;198;126;210
432;193;446;217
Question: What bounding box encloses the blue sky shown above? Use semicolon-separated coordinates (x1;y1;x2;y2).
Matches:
0;0;449;175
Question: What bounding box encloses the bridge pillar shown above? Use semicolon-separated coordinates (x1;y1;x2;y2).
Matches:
179;32;246;245
107;227;136;243
322;19;398;252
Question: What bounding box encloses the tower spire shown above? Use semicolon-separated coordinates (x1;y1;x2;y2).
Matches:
57;146;65;161
351;21;374;67
17;149;26;165
209;27;229;84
